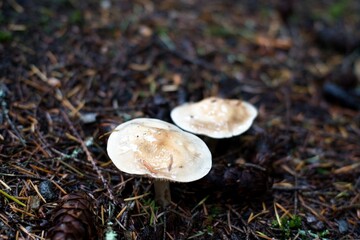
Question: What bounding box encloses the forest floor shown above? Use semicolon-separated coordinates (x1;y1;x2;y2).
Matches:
1;0;360;239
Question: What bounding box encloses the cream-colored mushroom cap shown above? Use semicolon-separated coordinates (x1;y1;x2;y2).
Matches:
170;97;258;139
107;118;212;182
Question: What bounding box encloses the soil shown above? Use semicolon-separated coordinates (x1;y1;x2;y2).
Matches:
1;0;359;239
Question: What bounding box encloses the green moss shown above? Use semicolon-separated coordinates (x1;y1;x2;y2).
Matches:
206;25;236;37
272;215;331;239
0;13;4;25
0;31;13;42
272;215;302;238
69;10;83;25
328;0;349;20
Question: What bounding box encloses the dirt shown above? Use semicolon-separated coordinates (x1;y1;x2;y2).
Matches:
0;0;359;239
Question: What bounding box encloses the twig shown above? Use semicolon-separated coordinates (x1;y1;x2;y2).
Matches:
0;173;52;181
272;185;310;191
60;111;117;203
333;204;360;212
294;175;298;215
242;163;267;172
298;195;331;226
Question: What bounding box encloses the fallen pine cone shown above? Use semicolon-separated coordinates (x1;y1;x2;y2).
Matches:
46;192;97;240
184;162;273;205
203;163;272;201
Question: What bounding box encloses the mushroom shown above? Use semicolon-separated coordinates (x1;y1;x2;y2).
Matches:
170;97;258;139
106;118;212;207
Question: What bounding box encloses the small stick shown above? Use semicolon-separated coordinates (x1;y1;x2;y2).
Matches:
61;111;117;203
334;204;360;212
294;175;299;215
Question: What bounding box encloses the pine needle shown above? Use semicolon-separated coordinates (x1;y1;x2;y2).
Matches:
0;189;26;207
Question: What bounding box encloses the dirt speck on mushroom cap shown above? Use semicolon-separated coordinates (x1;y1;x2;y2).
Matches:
107;118;212;182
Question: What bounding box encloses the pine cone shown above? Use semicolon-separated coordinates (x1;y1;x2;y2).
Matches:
200;163;272;201
46;192;97;240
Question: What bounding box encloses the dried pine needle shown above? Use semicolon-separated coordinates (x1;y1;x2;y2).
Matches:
124;192;150;201
274;202;282;228
0;189;26;207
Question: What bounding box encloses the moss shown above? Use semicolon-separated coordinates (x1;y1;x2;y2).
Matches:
0;30;13;42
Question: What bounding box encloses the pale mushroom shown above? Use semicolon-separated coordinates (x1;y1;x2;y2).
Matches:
170;97;258;139
106;118;212;207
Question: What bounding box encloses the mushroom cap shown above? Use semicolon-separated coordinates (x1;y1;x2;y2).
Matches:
170;97;258;139
107;118;212;182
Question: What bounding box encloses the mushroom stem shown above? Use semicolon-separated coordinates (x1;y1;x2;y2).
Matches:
154;180;171;207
